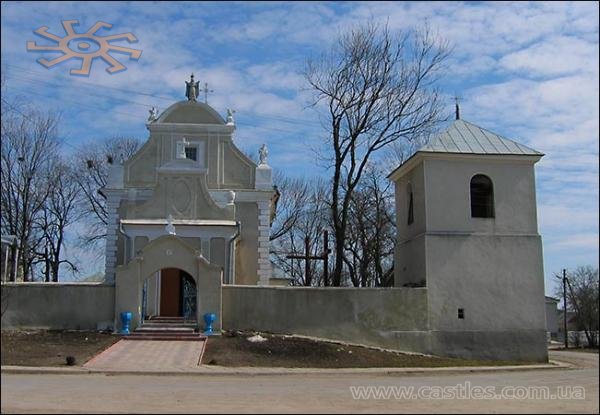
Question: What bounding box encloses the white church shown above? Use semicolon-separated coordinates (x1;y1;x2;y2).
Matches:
1;76;548;362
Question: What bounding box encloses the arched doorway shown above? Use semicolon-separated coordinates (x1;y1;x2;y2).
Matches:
115;234;223;332
142;268;197;320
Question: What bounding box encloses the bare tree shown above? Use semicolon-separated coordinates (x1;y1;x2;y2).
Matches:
344;165;395;287
269;171;311;242
304;22;449;286
270;177;330;286
36;161;82;282
73;136;141;249
555;266;599;348
0;103;61;281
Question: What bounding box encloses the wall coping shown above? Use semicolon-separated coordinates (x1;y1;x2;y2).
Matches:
223;285;426;292
1;282;115;287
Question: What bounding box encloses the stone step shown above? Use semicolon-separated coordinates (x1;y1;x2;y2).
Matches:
124;335;206;341
144;321;197;326
132;328;200;334
146;316;191;322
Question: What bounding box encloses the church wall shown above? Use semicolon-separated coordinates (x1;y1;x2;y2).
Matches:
418;156;547;361
222;286;430;353
395;162;426;241
395;235;426;286
425;234;546;331
390;148;546;361
234;202;259;285
424;233;547;362
394;162;426;287
424;157;539;235
1;283;115;330
222;141;256;189
125;138;159;187
210;238;227;276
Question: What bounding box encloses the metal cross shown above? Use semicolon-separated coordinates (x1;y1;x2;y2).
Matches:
454;95;462;120
202;82;214;104
286;231;331;286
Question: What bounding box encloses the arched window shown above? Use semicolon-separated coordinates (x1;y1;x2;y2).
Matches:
470;174;494;218
407;183;414;225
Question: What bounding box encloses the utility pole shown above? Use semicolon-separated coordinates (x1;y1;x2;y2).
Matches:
563;269;568;349
323;231;329;287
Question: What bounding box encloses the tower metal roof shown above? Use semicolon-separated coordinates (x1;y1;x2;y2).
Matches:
420;119;543;156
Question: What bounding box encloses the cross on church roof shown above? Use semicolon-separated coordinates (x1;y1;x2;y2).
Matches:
454;95;461;120
201;82;214;104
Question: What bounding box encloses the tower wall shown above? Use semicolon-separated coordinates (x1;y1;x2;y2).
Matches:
392;153;547;361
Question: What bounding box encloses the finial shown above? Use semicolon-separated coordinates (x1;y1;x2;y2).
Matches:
185;73;199;101
454;95;461;120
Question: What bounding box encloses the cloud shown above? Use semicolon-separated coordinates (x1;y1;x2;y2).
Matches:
2;1;598;284
499;36;599;77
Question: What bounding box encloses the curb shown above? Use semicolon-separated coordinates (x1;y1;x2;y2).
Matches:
0;360;572;377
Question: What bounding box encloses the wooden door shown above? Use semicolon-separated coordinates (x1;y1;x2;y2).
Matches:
160;268;181;316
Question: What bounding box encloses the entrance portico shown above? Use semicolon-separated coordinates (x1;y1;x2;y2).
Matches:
120;218;240;284
115;234;223;332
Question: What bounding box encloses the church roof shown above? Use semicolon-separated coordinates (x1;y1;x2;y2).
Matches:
388;118;543;180
157;100;225;125
420;119;543;156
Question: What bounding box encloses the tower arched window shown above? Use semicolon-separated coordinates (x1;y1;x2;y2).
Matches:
470;174;494;218
407;183;414;225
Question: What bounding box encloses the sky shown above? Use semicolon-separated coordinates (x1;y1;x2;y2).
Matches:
1;1;598;294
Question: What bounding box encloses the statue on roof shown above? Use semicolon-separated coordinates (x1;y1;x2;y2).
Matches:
148;106;159;122
259;144;268;165
226;108;235;125
185;73;199;102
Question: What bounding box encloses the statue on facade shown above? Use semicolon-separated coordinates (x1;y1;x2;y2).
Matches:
165;214;176;235
148;106;159;122
176;137;189;159
259;144;268;165
185;73;199;102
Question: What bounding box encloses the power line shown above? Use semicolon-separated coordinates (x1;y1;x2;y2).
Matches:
7;73;157;109
3;62;320;126
4;83;305;136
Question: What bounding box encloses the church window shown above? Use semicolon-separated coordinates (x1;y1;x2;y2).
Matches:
470;174;494;218
407;183;414;225
458;308;465;319
184;146;197;161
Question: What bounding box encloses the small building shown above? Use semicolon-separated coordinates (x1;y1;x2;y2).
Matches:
0;235;18;282
388;113;548;361
545;296;560;340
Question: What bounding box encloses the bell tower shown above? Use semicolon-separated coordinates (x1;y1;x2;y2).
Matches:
389;118;548;362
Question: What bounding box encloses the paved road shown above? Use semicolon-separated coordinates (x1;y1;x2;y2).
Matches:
1;351;598;413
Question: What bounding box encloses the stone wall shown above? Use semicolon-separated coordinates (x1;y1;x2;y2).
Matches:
1;283;115;330
222;285;430;353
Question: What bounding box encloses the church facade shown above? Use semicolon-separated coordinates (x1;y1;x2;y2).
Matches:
103;75;276;329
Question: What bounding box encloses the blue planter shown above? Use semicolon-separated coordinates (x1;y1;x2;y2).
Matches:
120;312;132;335
203;312;216;336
